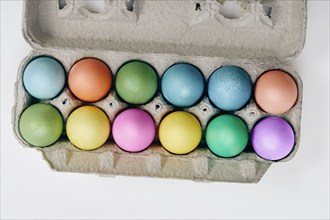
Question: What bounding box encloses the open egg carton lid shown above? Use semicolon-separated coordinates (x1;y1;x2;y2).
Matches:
22;0;307;60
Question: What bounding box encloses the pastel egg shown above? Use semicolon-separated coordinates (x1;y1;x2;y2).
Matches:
159;111;202;154
161;63;204;107
115;61;158;105
206;115;248;157
112;109;156;152
23;56;66;99
68;58;112;102
254;70;298;114
208;66;252;111
66;106;110;150
251;116;295;161
19;103;63;147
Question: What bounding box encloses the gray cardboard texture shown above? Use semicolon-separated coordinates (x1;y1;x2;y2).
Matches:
13;0;306;183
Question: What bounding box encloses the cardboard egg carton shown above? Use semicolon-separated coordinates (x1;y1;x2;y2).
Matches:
12;0;306;183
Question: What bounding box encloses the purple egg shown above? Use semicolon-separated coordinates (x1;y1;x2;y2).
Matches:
251;116;295;161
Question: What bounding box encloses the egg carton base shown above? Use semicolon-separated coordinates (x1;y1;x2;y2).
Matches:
12;48;302;183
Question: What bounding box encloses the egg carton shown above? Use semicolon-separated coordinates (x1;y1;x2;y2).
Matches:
12;0;307;183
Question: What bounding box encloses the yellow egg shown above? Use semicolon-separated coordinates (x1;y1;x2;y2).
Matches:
66;106;110;150
159;111;202;154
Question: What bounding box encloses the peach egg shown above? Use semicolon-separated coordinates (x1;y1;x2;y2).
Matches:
68;58;112;102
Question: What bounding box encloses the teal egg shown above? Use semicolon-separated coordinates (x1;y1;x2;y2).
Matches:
206;115;248;157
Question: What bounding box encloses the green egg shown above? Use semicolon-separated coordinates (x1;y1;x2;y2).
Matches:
19;103;63;147
206;114;248;157
115;61;158;105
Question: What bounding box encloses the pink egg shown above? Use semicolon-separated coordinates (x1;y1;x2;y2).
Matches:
112;109;156;152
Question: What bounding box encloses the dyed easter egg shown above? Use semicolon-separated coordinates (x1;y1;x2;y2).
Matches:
115;61;158;105
208;66;252;111
66;106;110;150
19;103;63;147
23;56;66;99
68;58;112;102
206;114;248;157
161;63;204;107
158;111;202;154
251;116;295;161
254;70;298;114
112;109;156;152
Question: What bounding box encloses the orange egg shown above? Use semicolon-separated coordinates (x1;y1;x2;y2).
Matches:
68;58;112;102
254;70;298;114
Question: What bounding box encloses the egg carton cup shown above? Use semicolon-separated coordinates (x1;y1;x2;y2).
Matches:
12;0;306;183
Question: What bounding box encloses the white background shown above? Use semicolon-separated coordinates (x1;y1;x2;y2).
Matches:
1;1;329;219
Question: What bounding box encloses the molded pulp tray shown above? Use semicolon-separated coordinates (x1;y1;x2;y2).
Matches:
13;0;307;183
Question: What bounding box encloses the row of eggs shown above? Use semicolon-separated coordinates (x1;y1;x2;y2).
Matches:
23;56;298;114
19;103;295;161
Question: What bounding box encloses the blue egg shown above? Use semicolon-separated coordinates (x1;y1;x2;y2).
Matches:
208;66;252;111
23;56;66;99
161;63;204;107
